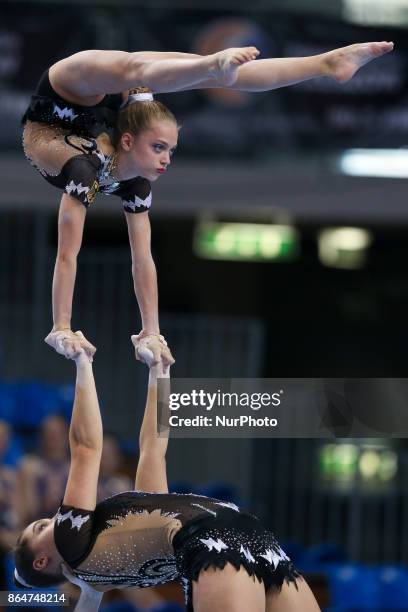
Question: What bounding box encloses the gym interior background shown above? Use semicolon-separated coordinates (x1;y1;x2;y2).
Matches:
1;1;408;609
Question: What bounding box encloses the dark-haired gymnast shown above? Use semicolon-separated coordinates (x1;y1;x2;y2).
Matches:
14;333;320;611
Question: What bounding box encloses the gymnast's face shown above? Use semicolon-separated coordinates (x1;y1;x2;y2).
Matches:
22;518;54;548
119;120;178;182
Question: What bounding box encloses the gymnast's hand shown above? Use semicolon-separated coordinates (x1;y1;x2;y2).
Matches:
131;332;174;369
44;329;96;361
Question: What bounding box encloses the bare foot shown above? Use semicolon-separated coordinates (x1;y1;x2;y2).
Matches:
210;46;260;86
325;41;394;83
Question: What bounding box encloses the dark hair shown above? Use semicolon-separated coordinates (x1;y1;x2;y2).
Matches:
13;532;64;589
113;87;178;147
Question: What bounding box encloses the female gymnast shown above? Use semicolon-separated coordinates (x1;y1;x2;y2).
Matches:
14;333;320;611
22;42;393;364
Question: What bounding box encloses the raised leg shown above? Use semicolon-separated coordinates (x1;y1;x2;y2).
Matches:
50;47;259;100
173;41;393;92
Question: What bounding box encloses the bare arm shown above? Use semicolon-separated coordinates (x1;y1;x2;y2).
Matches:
46;195;96;358
134;350;170;494
63;342;102;511
125;211;160;335
52;194;86;332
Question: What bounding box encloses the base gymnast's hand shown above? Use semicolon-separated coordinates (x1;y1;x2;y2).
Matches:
131;333;174;369
44;329;96;361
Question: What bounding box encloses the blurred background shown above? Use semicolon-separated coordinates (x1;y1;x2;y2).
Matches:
1;0;408;610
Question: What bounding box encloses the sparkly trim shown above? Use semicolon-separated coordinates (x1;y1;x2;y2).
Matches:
173;508;301;611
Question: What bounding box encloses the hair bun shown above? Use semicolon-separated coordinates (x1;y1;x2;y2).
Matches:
121;91;154;108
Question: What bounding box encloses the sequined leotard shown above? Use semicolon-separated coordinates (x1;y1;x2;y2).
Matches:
22;71;152;212
54;491;236;588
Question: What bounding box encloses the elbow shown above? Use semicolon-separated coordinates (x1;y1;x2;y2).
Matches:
70;437;103;456
139;444;167;463
131;255;155;276
56;251;77;267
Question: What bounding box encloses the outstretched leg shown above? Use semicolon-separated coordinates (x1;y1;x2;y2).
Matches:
172;41;393;92
230;41;393;91
50;47;260;101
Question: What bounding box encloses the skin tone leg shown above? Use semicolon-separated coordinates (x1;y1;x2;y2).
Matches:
192;564;265;612
50;48;260;103
265;578;321;612
230;41;394;91
193;569;321;612
152;41;394;92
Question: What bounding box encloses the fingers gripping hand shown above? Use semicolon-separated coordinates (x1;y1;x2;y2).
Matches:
131;334;175;370
75;330;96;361
44;330;96;362
45;330;69;356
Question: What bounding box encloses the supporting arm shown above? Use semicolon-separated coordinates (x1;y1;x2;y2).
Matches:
132;340;170;494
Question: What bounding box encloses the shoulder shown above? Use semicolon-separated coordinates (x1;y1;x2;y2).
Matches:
54;504;95;567
115;177;152;213
117;176;151;197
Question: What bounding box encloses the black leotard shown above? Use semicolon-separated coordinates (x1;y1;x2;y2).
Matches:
54;490;299;612
22;72;152;212
22;70;122;138
54;491;237;588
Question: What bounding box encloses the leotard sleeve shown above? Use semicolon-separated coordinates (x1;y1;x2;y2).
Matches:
113;177;152;214
59;154;102;208
54;503;96;568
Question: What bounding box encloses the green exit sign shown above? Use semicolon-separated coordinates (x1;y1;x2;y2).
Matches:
194;222;299;262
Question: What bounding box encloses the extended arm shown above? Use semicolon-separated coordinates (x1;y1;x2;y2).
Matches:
125;212;174;365
125;211;159;336
45;195;96;358
52;194;85;333
133;340;170;494
49;338;105;610
63;334;102;511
